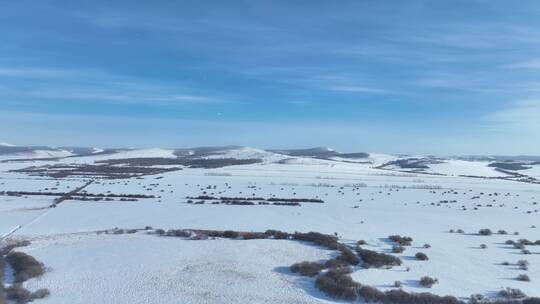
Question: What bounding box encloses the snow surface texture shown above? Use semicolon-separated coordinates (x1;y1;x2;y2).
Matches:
1;147;539;303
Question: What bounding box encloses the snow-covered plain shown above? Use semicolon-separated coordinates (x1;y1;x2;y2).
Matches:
1;147;539;303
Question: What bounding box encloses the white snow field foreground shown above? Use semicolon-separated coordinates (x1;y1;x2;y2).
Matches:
1;146;539;304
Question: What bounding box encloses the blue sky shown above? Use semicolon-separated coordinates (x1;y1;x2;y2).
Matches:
1;0;540;154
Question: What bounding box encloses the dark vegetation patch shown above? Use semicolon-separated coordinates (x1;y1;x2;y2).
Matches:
415;252;429;261
96;157;262;168
389;235;413;246
1;243;49;304
1;190;153;201
419;276;438;288
290;261;325;277
478;229;493;236
12;163;181;179
5;252;45;283
488;162;532;171
186;196;324;206
356;247;402;268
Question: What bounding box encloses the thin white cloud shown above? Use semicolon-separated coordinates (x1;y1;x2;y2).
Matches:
483;99;540;132
504;59;540;69
327;85;388;94
27;88;220;105
0;66;223;106
0;67;78;78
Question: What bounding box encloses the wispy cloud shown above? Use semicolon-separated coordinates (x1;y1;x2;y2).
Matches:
0;67;79;78
483;99;540;132
327;85;388;94
504;59;540;69
0;66;223;106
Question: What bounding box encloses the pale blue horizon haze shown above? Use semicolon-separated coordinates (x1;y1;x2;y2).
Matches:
1;0;540;155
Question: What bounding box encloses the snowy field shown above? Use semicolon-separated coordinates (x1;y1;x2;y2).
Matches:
1;147;539;303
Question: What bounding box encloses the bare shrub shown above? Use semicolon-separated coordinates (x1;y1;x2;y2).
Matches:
165;229;191;237
517;260;529;270
223;230;239;239
518;239;534;245
392;245;405;253
315;267;359;301
265;229;289;239
5;252;45;283
499;287;526;299
415;252;429;261
478;229;492;236
389;235;413;246
293;232;339;250
31;289;50;300
324;258;349;269
5;284;31;303
356;247;402;268
517;274;531;282
419;276;438;288
290;261;325;277
336;246;360;265
241;232;266;240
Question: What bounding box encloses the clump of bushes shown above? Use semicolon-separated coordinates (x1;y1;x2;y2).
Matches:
265;229;290;239
480;244;487;249
165;229;191;237
315;267;359;301
5;252;45;283
290;261;325;277
499;287;526;299
517;274;531;282
388;235;413;246
518;260;529;270
392;245;405;253
5;284;50;303
415;252;429;261
223;230;239;239
356;247;402;268
478;229;492;236
419;276;438;288
336;246;360;265
292;232;339;250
